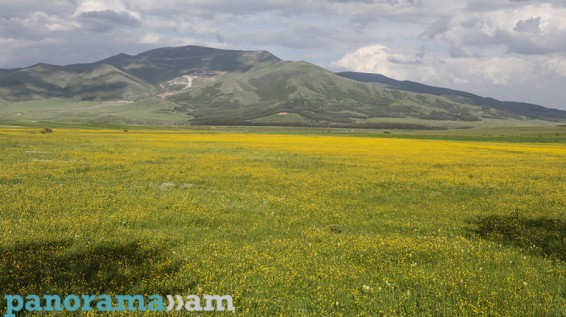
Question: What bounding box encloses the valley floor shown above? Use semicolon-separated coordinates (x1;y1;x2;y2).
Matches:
0;127;564;316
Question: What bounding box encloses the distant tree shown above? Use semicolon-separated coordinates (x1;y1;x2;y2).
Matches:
41;128;53;134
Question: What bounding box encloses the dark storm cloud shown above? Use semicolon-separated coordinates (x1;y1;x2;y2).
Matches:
76;9;141;32
514;17;541;33
79;10;141;27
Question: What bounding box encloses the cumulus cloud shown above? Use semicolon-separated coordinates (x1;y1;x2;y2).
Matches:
332;43;566;108
73;0;141;31
423;3;566;55
74;0;140;19
0;0;565;109
80;10;141;27
333;44;533;85
514;17;542;33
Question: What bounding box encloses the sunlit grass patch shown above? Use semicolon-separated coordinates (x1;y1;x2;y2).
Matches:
0;128;565;316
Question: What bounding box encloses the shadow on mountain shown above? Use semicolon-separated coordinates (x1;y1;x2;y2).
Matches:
0;239;184;295
468;215;566;261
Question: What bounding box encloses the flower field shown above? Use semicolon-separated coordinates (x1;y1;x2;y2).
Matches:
0;127;565;316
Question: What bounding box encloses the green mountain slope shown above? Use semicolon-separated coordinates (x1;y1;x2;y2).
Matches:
0;64;73;100
0;97;189;124
97;46;281;84
0;63;155;101
63;64;156;100
168;61;524;127
0;45;564;128
337;71;566;122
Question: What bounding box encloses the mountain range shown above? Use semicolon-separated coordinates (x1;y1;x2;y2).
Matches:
1;45;564;129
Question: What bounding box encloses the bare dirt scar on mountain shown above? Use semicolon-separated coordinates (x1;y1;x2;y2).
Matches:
158;71;226;98
158;76;195;98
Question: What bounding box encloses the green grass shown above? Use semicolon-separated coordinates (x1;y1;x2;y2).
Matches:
2;120;565;143
0;97;190;124
0;127;564;316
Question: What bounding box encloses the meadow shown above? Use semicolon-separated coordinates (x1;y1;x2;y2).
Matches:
0;127;565;316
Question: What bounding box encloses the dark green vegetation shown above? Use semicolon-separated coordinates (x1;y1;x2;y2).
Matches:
469;216;566;261
353;125;566;144
0;63;156;101
98;46;280;84
0;240;183;295
1;45;565;128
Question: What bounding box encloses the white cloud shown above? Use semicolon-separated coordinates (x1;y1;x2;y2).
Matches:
25;12;81;32
332;43;566;108
74;0;142;30
424;3;566;55
0;0;565;109
74;0;139;18
542;55;566;77
140;32;160;44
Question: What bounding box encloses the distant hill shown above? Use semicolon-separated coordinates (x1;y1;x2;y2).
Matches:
0;63;155;101
167;61;522;127
97;46;281;84
337;71;566;122
0;45;565;128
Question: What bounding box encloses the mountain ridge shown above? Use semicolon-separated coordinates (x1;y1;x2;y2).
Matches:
0;45;564;128
337;71;566;121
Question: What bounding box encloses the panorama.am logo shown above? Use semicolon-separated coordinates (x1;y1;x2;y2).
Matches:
3;293;235;316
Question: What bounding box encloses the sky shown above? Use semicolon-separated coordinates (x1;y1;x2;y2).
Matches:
1;0;565;110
